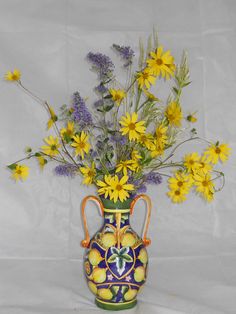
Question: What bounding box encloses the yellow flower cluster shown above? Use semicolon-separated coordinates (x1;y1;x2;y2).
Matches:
109;89;126;105
136;46;176;91
5;38;230;207
97;175;134;203
167;143;230;203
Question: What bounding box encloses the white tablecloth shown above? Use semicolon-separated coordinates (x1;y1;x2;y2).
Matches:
0;1;236;313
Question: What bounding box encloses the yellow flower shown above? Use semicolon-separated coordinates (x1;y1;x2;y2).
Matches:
109;175;134;203
41;136;61;157
5;69;21;81
131;150;142;161
109;89;126;105
193;172;214;202
137;68;156;89
119;112;146;141
37;156;47;170
97;175;114;198
168;171;193;193
11;164;29;181
60;121;75;140
146;46;176;79
143;89;159;102
80;162;96;185
47;106;58;130
71;131;90;159
130;150;142;172
137;133;155;150
186;113;197;123
150;124;168;157
131;160;142;172
204;143;231;164
165;102;183;127
198;156;212;174
150;139;165;157
116;160;135;176
155;124;168;146
184;152;200;173
167;188;187;203
97;175;134;202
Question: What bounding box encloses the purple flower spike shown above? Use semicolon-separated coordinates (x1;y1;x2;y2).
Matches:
94;99;104;108
72;92;93;128
110;132;127;145
113;44;135;67
145;172;162;185
87;52;114;80
137;184;147;193
95;83;108;94
54;164;78;177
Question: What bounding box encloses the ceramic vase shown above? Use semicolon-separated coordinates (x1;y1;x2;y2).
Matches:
81;194;152;311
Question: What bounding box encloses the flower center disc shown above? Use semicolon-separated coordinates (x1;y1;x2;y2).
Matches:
116;184;122;191
128;123;136;130
156;58;163;66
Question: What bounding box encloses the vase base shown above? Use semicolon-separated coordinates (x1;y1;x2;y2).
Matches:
95;298;137;311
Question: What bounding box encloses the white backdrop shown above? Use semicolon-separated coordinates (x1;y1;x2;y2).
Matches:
0;1;236;313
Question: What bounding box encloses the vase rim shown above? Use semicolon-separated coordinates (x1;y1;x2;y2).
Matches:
99;197;133;209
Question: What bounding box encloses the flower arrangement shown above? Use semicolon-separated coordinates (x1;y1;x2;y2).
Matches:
6;32;230;204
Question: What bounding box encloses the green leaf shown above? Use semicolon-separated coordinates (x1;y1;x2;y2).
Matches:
24;146;32;153
111;247;119;255
119;247;129;255
122;254;133;262
96;108;104;113
111;286;119;296
183;81;191;87
104;104;114;112
104;94;112;99
191;128;197;135
116;256;126;275
107;254;118;263
172;87;179;94
52;115;58;122
63;133;71;143
140;150;146;160
35;152;42;157
7;163;17;170
121;286;129;295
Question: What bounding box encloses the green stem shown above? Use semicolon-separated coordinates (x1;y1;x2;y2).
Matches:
9;153;36;165
137;100;149;112
146;162;185;171
135;89;142;112
161;137;200;165
17;81;78;166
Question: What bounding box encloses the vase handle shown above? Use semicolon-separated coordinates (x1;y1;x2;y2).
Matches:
130;194;152;247
81;195;104;248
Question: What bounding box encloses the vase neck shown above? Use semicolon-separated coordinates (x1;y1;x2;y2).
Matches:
104;211;131;228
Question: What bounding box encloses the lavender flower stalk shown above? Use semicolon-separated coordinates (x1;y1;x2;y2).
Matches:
87;52;114;80
145;172;162;185
54;164;78;177
113;44;135;67
95;83;108;94
72;92;93;128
